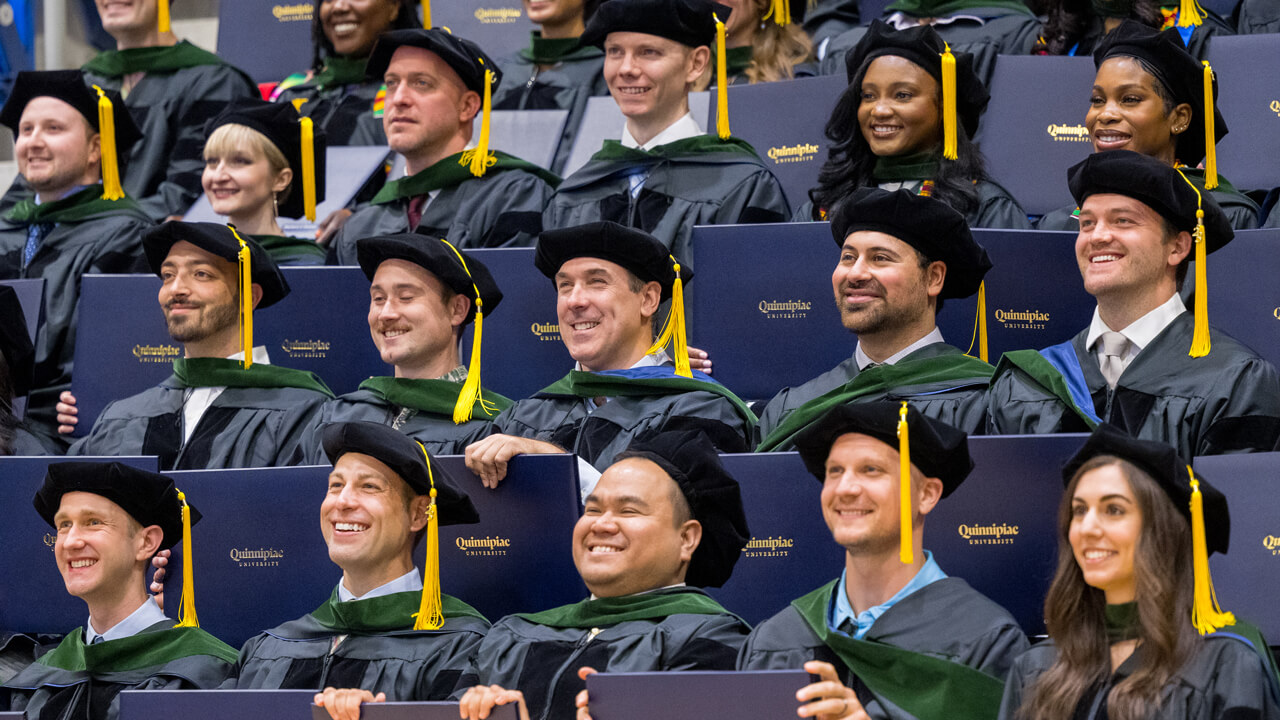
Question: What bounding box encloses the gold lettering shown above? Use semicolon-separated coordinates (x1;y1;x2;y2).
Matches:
766;144;820;163
1045;124;1091;142
43;532;57;548
474;7;522;22
1271;99;1280;117
228;547;287;565
1264;535;1280;551
272;3;313;20
957;523;1020;541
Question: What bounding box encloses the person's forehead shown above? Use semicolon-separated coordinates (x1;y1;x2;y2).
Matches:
331;451;404;486
842;230;913;254
827;432;894;460
863;54;934;83
386;45;464;85
1079;193;1158;218
604;31;688;52
55;490;128;518
557;255;632;280
593;457;678;505
19;96;88;126
372;258;446;292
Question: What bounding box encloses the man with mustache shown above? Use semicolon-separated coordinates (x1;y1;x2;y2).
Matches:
325;28;559;262
755;187;994;452
63;222;333;469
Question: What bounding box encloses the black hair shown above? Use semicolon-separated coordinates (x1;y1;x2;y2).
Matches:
1034;0;1164;56
310;0;421;72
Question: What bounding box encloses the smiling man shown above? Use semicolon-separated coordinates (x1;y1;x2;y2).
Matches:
755;187;994;452
292;234;512;463
1;462;236;719
0;70;153;450
542;0;790;266
464;221;755;490
455;430;751;720
63;222;334;469
326;28;559;262
232;421;488;718
988;151;1280;459
741;403;1028;720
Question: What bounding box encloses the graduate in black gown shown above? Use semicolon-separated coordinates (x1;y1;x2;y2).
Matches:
236;422;488;718
1;462;237;719
988;151;1280;460
455;430;752;720
742;403;1029;720
998;425;1280;720
0;286;44;455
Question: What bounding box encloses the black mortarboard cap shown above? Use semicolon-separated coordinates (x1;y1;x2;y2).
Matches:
321;421;480;526
1093;20;1226;166
142;222;291;308
843;20;989;138
793;402;973;497
1067;150;1232;252
535;221;691;302
829;187;991;300
616;429;750;588
0;286;35;399
0;70;141;154
1062;424;1229;554
34;461;199;550
580;0;731;49
365;28;503;95
356;234;503;324
204;97;328;220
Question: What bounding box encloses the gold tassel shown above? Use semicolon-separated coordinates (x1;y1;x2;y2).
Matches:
1178;0;1204;26
421;0;431;27
1175;169;1210;357
766;0;791;25
1187;467;1234;634
1201;61;1217;189
646;257;691;377
412;443;444;630
158;0;171;33
174;490;199;628
300;117;317;222
897;402;913;564
438;239;497;422
92;86;124;201
459;68;495;177
714;14;731;139
230;225;254;368
976;281;988;363
940;44;958;160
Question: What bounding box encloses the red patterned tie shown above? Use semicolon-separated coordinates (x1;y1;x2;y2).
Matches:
406;194;427;229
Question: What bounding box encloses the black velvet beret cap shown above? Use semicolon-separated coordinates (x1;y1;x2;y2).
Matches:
0;70;141;154
843;20;990;139
34;461;199;551
322;421;480;526
616;429;750;588
1093;20;1226;166
357;233;503;325
829;187;992;300
1062;423;1229;554
365;28;503;95
535;221;691;301
580;0;732;49
142;222;291;308
204;97;328;219
1067;150;1233;253
793;402;973;497
0;286;35;399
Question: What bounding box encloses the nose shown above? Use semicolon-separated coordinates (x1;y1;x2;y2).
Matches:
617;50;639;76
60;526;87;550
869;97;892;118
831;469;864;496
377;298;400;322
1095;98;1121;123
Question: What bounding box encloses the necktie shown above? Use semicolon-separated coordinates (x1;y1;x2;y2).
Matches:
24;223;52;268
406;195;427;229
90;635;105;645
1098;331;1129;388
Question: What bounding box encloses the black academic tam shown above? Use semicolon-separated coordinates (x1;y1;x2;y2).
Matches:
580;0;732;49
321;421;480;526
365;28;502;95
33;461;199;550
356;233;503;324
0;69;141;153
535;221;690;301
793;401;974;497
142;221;291;307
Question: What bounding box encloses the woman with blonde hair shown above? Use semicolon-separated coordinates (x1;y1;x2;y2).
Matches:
719;0;813;83
203;99;328;265
999;424;1280;720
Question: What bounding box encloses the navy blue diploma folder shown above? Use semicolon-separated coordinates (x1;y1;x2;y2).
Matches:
312;702;519;720
586;670;811;720
1202;229;1280;371
118;689;317;720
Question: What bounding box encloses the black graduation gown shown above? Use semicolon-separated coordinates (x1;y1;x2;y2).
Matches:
997;635;1280;720
986;313;1280;460
234;590;488;701
1037;169;1259;231
794;178;1031;229
0;187;152;443
454;588;751;720
1;621;236;720
739;577;1030;720
272;62;387;147
1237;0;1280;34
542;135;791;269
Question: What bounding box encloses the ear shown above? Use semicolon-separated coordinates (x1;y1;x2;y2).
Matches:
273;166;293;195
409;494;432;533
1168;229;1193;267
924;260;946;301
449;292;472;331
678;519;703;565
249;282;265;310
639;280;662;320
135;525;165;562
916;475;944;519
459;90;482;125
686;46;711;85
1168;102;1194;139
87;132;103;168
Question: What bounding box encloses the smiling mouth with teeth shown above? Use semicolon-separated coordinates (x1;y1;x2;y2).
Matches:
70;559;97;568
1091;255;1120;263
334;522;369;532
588;545;623;553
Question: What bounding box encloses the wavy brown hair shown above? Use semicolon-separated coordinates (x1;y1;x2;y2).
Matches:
1019;456;1201;720
741;0;813;83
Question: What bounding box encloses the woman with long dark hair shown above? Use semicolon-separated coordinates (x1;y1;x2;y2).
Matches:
1031;0;1233;60
1037;20;1259;229
999;424;1280;720
801;20;1029;228
270;0;420;145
